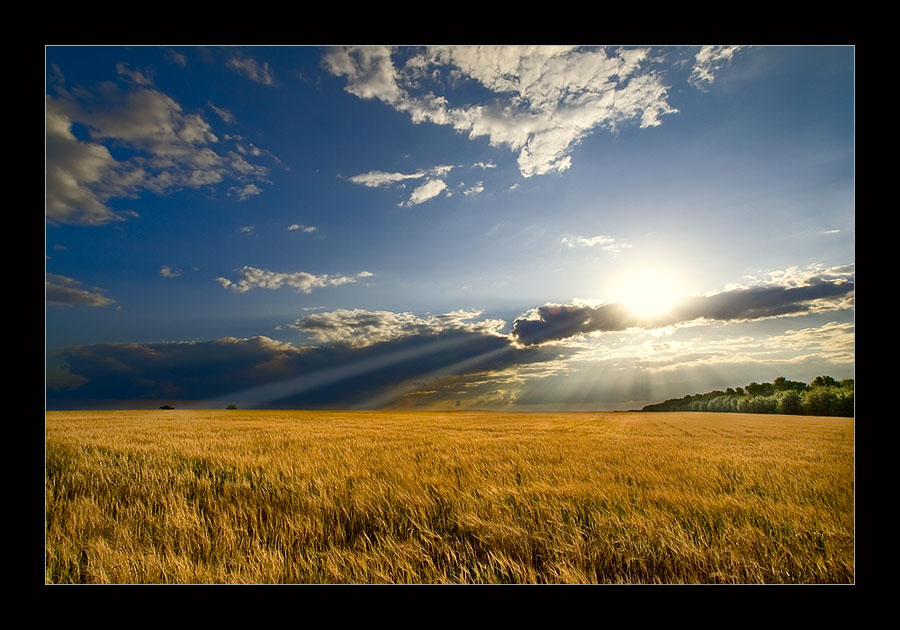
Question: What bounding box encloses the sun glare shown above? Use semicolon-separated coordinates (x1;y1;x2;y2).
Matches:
614;269;684;319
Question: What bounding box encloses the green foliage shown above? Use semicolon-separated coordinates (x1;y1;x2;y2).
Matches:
746;382;774;397
774;377;806;392
643;376;853;417
811;376;838;388
776;391;803;415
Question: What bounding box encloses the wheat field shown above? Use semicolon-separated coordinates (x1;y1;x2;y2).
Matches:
45;410;854;584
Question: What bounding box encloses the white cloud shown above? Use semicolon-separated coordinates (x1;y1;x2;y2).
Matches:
348;164;453;188
115;62;154;86
232;184;262;201
238;225;255;233
46;67;272;225
228;136;280;163
322;46;404;104
160;265;183;278
217;267;373;294
736;263;854;292
689;45;745;89
292;308;506;347
83;85;218;153
288;224;317;232
46;273;115;307
561;234;632;256
349;170;426;188
208;101;235;124
324;46;679;178
165;49;187;67
403;178;447;206
462;181;484;195
228;152;268;178
602;319;855;375
45;97;130;225
227;54;276;86
767;321;855;364
348;164;455;207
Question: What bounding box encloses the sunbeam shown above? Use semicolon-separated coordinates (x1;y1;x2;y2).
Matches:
351;343;515;409
193;335;470;409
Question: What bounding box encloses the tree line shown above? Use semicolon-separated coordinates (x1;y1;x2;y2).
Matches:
642;376;854;417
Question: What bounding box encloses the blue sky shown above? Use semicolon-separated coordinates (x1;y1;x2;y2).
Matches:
46;45;854;410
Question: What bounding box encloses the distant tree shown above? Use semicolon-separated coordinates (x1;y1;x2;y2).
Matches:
777;391;803;415
811;376;837;388
804;387;835;416
748;396;777;414
226;404;237;410
159;405;175;410
832;391;854;417
773;377;807;392
746;381;774;397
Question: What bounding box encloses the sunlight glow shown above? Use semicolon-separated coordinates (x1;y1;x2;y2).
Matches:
613;268;685;319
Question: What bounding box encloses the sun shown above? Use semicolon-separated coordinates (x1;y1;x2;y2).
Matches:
613;268;685;319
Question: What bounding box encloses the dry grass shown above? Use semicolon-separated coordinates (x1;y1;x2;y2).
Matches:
45;410;853;584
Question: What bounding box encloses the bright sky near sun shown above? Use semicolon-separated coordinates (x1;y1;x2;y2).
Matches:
45;45;854;410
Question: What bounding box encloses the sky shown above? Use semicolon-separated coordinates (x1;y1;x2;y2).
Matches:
45;45;854;411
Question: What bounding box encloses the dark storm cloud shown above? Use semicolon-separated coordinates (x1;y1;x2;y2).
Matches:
670;278;853;322
49;329;559;409
512;274;854;346
512;303;637;346
53;336;299;401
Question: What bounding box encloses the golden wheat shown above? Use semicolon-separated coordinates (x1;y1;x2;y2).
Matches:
45;410;853;584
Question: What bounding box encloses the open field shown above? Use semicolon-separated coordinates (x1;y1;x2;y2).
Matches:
45;410;853;584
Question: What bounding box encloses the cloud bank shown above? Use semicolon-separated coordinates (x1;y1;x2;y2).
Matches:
512;265;854;345
292;308;506;348
324;45;679;178
49;322;558;408
48;265;852;409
